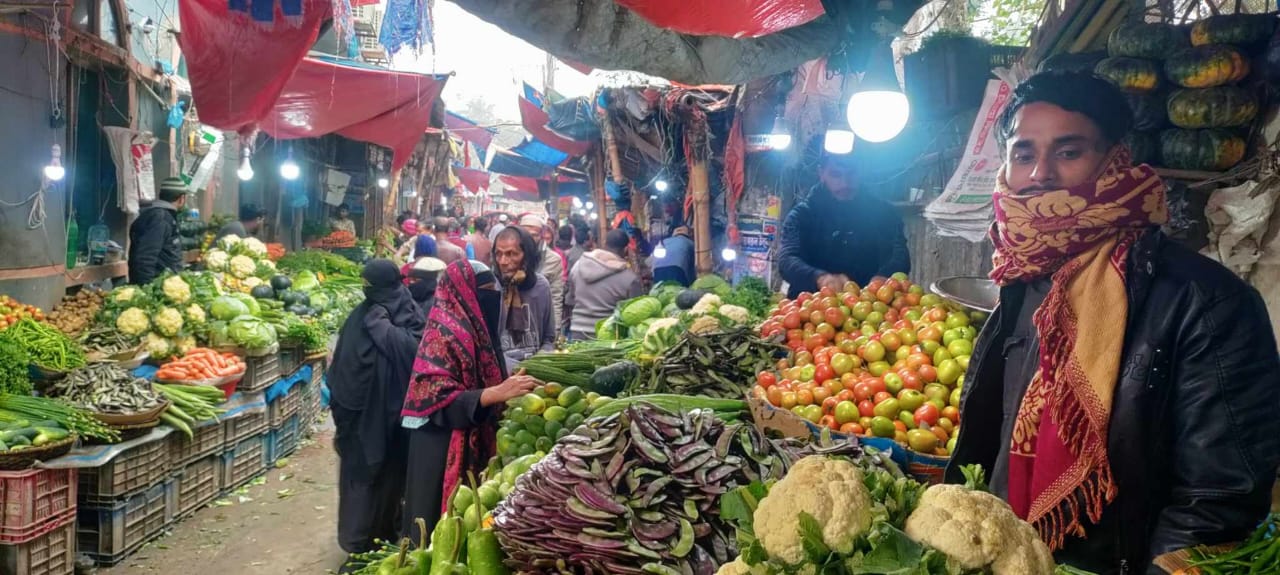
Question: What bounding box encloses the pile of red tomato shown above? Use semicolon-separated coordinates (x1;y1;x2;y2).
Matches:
753;273;985;456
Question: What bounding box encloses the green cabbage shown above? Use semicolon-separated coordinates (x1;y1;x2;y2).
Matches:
308;292;331;312
209;296;250;321
619;296;663;327
649;281;685;307
595;316;627;341
206;321;233;348
228;316;278;349
690;274;732;297
229;293;261;316
293;270;320;292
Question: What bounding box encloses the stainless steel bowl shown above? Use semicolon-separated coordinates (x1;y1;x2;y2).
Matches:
930;276;999;313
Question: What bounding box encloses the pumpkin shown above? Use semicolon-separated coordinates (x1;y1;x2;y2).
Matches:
1159;129;1246;171
1108;23;1188;59
1190;14;1276;47
1095;57;1162;92
1125;131;1160;166
1126;92;1168;131
1167;86;1258;128
1165;45;1250;88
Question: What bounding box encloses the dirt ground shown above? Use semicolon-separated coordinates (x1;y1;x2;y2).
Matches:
99;420;348;575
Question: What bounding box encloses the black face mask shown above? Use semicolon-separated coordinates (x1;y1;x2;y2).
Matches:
408;281;434;304
476;288;502;344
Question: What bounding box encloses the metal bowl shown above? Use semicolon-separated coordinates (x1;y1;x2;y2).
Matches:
930;277;999;313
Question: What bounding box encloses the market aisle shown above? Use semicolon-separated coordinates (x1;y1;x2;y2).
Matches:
101;424;346;575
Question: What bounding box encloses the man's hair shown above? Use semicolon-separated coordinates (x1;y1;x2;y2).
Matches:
558;225;574;242
996;70;1133;149
474;217;489;233
604;229;630;254
396;211;413;226
495;225;542;275
433;216;451;234
240;204;266;221
575;224;589;246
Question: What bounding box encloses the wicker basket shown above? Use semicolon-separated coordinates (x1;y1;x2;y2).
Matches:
91;400;170;427
0;435;77;471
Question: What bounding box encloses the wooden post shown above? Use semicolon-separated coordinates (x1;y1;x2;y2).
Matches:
548;175;560;224
689;157;712;276
591;148;608;242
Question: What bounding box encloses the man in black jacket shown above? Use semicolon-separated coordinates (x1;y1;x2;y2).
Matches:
946;70;1279;574
778;153;910;298
128;177;188;285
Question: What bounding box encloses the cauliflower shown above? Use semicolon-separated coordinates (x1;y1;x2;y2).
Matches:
754;456;873;565
116;307;150;336
174;334;197;355
162;275;191;304
154;307;184;336
242;276;264;289
113;286;139;304
645;317;680;339
241;237;268;256
715;558;758;575
688;315;723;335
217;235;242;250
690;293;722;316
228;255;256;278
143;332;175;359
184;304;206;325
904;484;1055;575
718;304;751;325
203;249;229;271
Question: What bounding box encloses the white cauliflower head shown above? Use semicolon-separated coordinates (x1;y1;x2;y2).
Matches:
715;558;757;575
113;286;139;304
241;237;268;256
688;314;723;335
644;317;680;339
718;304;750;325
217;235;242;250
116;307;150;336
904;484;1055;575
690;293;722;315
184;304;206;325
754;456;874;565
162;275;191;304
143;332;174;359
203;249;229;271
174;334;197;355
228;255;256;278
242;276;264;289
154;307;184;336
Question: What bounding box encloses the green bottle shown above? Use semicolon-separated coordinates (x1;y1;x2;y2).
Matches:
65;215;79;270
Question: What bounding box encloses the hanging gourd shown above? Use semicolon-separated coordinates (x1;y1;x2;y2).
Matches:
1095;57;1162;92
1159;129;1247;171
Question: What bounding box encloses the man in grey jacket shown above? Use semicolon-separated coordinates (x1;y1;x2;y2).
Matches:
566;229;644;341
519;214;565;338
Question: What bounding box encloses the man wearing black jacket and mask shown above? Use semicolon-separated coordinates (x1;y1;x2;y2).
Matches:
778;153;910;298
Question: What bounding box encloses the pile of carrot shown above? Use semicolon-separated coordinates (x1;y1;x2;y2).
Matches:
266;243;287;261
155;348;246;381
319;230;357;248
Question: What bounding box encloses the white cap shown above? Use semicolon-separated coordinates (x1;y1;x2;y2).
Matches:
498;214;509;223
412;257;446;272
519;213;546;228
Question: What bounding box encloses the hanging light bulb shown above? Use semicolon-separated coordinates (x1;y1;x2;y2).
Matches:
653;241;667;259
377;177;389;189
847;42;910;143
441;195;449;207
824;118;856;155
572;196;583;209
654;180;669;192
768;116;792;151
585;201;595;210
589;212;597;220
280;149;300;181
43;144;65;182
236;148;254;181
649;195;658;201
721;247;738;262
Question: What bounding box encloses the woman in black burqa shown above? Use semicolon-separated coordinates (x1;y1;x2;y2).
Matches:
328;259;426;559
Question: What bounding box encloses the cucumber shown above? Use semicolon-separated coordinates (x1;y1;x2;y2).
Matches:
0;428;37;443
0;440;8;452
32;427;69;446
6;435;31;447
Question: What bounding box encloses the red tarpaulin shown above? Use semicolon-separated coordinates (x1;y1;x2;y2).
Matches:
519;98;591;157
179;0;329;132
457;166;491;193
500;176;541;201
262;56;447;170
613;0;823;38
446;112;495;150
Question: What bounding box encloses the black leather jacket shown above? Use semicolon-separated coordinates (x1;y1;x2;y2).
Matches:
946;229;1280;575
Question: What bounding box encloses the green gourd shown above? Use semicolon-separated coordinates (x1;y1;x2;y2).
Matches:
466;529;509;575
1108;22;1188;59
1095;57;1162;93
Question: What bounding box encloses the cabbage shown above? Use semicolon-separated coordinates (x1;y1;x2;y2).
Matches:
228;315;278;348
206;321;233;348
690;274;731;297
209;296;250;321
649;281;684;307
618;296;663;327
309;292;331;312
229;293;261;316
595;316;627;341
293;270;320;292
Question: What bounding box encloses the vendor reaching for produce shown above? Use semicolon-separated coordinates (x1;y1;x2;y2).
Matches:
947;70;1280;574
128;177;188;286
213;203;265;242
566;229;644;341
493;226;557;371
328;259;426;558
400;260;539;543
778;152;910;298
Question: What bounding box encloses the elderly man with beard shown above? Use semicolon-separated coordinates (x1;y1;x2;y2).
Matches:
946;70;1280;574
491;225;557;371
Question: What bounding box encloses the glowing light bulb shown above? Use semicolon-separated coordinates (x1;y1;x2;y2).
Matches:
585;201;594;210
237;157;254;181
847;90;909;143
653;243;667;259
280;159;300;181
721;247;737;262
654;180;669;192
43;145;64;181
572;197;583;208
377;177;389;189
824;129;855;155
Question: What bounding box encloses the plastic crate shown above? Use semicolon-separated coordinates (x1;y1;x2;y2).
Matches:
168;420;225;468
0;468;77;544
78;436;169;505
221;435;267;492
237;353;281;394
76;480;171;567
0;515;75;575
222;410;268;449
265;415;301;465
307;359;325;385
278;345;302;377
267;383;304;427
169;455;222;519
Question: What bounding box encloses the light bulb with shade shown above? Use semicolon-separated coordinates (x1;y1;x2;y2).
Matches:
653;243;667;259
847;90;909;143
721;247;737;262
237;157;254;181
654;180;669;192
824;129;855;155
377;177;389;189
280;159;300;181
769;116;792;150
43;144;65;182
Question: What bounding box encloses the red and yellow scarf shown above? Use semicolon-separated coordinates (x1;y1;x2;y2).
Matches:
989;147;1167;550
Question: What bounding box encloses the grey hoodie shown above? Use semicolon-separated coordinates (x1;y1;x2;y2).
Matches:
566;250;644;339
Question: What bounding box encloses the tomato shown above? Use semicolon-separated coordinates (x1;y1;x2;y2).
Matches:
839;422;862;436
836;389;855;402
861;341;886;363
918;365;938;383
913;403;940;426
824;379;843;399
905;292;922;306
918;325;943;343
941;405;961;423
766;386;784;406
819;415;840;431
793;350;813;366
867;361;891;377
866;376;887;395
857;399;876;418
757;371;777;389
819;286;836;298
841;372;859;392
809;310;824;326
782;311;802;330
805;334;827;351
796;389;814;406
814;364;836;385
833;400;860;424
936;359;963;386
821;396;840;413
937;417;955;434
796;293;812;306
873;391;893;405
880;331;902;352
829;353;855;376
853;382;875;402
900;371;923;391
850;301;872;321
932;426;950;443
906;353;931;371
815;323;836;341
841;293;860;310
823;306;847;328
893;420;908;433
812;385;832;405
798;365;816;382
779;391;797;409
884;308;900;324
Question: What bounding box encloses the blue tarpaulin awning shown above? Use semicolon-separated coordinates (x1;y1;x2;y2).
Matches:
512;139;569;166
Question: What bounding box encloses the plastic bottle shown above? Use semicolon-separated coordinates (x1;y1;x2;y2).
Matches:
65;216;79;270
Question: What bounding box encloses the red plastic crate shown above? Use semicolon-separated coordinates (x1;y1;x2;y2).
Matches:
0;468;77;544
0;514;75;575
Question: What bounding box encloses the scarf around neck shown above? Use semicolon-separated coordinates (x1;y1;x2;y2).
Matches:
989;147;1167;550
502;270;532;334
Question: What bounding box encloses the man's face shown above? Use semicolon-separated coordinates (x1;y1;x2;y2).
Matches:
338;209;349;219
246;217;263;232
1004;102;1112;194
522;225;544;245
495;236;525;278
174;195;188;209
819;163;857;200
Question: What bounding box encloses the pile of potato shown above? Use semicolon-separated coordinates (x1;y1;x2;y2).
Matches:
48;290;104;337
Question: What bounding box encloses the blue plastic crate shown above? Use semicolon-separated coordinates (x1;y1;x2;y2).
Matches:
221;434;268;492
76;480;172;567
265;414;301;465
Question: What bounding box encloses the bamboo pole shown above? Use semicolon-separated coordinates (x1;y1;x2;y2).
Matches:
590;147;608;242
602;113;625;185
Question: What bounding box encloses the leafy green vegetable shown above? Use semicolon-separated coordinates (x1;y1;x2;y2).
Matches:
228;316;278;348
649;281;684;307
0;334;33;395
619;296;663;327
209;296;250;321
798;511;832;563
292;270;320;292
724;276;774;320
276;249;361;276
690;274;731;297
960;464;988;492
